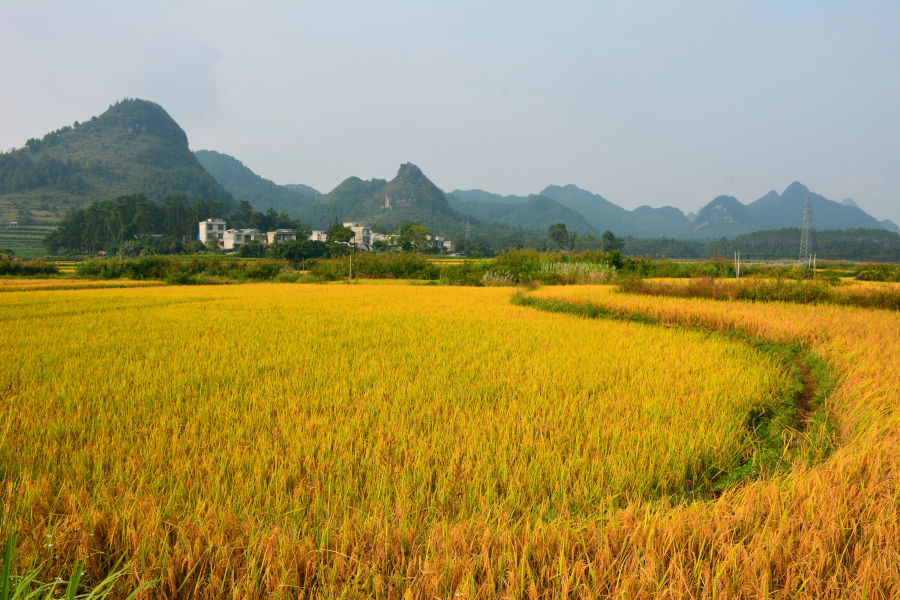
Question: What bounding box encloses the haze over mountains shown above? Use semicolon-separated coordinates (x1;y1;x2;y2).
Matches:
451;182;900;238
3;97;896;248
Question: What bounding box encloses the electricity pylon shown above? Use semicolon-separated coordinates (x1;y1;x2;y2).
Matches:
799;196;813;268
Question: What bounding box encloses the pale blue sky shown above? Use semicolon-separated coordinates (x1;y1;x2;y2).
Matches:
2;1;898;222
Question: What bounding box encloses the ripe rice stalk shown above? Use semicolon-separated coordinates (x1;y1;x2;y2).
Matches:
0;283;897;597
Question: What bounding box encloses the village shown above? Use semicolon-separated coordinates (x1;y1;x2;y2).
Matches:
198;218;455;252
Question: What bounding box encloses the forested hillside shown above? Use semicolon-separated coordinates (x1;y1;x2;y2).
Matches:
0;99;237;255
194;150;318;217
300;163;465;234
0;99;235;220
447;194;598;235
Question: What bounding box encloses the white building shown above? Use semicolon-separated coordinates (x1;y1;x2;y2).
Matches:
343;222;372;246
199;219;226;244
427;235;454;252
308;230;328;242
223;229;259;250
267;229;296;244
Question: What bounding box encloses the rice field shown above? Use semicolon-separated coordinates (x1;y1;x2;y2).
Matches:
0;283;795;598
528;284;900;597
0;278;164;292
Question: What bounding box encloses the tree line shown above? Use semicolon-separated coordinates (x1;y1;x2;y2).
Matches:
621;228;900;262
43;194;309;256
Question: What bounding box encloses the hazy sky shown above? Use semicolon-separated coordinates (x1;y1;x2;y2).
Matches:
2;1;899;222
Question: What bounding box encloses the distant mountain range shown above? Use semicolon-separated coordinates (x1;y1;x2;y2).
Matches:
451;181;899;238
685;181;898;237
450;186;691;238
446;193;599;235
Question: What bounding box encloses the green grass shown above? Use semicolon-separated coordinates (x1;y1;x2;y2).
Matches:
0;529;155;599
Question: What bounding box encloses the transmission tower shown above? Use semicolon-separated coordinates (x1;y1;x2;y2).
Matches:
799;196;813;268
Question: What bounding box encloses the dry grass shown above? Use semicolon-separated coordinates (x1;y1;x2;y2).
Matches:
0;284;798;599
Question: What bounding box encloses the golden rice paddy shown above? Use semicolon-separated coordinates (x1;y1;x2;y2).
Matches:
1;282;897;598
0;278;164;292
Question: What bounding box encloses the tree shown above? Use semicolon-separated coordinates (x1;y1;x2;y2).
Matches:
575;232;599;251
567;231;579;251
393;221;432;252
237;240;265;258
547;223;569;250
16;208;35;226
231;200;254;229
269;240;328;262
326;218;354;244
601;230;624;252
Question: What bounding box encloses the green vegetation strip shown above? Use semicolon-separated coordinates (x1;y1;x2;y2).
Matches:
511;291;837;502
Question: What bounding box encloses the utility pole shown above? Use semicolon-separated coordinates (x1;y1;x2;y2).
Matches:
799;196;813;271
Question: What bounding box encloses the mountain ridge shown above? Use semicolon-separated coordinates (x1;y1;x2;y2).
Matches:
447;194;598;235
0;98;236;227
194;149;317;217
682;181;886;238
297;163;466;235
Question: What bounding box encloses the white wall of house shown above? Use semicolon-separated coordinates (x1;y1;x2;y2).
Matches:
223;228;258;250
267;229;296;244
199;219;226;244
343;222;372;245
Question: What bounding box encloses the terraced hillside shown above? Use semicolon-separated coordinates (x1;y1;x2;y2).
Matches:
0;224;54;258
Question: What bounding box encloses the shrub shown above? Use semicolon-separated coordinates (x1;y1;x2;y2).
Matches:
309;253;440;281
76;257;291;283
0;259;59;276
854;264;900;282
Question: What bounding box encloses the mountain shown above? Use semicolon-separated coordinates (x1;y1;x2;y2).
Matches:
450;189;533;204
746;190;781;213
684;182;887;239
299;163;467;234
841;198;858;208
284;184;323;199
194;150;317;217
684;195;757;237
686;211;697;222
447;194;598;235
0;99;236;228
537;185;691;237
753;182;882;230
881;220;900;234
